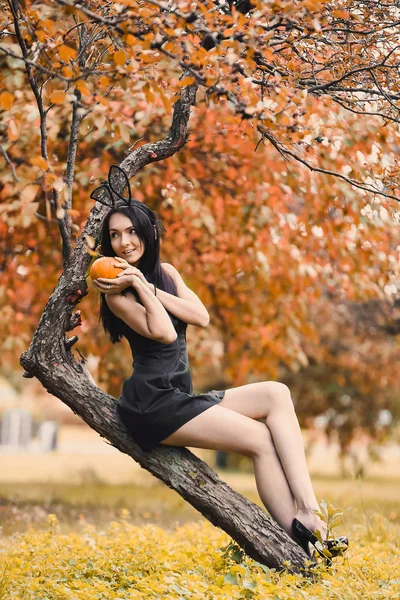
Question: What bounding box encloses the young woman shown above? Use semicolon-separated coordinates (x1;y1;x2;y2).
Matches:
93;201;348;559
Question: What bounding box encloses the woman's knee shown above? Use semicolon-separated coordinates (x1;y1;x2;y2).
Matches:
263;382;294;413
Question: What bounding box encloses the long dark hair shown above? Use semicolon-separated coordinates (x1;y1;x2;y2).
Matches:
96;203;178;343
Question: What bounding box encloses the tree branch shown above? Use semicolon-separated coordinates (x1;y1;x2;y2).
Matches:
258;128;400;204
0;143;18;182
8;0;74;265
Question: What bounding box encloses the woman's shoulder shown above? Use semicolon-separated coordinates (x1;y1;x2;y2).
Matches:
161;262;179;281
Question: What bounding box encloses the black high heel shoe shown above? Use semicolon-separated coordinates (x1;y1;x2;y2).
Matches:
292;518;349;561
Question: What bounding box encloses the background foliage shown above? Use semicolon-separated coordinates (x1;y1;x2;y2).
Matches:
0;0;399;449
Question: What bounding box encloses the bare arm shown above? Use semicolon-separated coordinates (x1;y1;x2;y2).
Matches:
105;275;177;344
155;263;210;327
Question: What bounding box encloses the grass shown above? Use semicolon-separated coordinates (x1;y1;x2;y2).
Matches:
0;472;398;599
0;472;398;537
0;514;399;599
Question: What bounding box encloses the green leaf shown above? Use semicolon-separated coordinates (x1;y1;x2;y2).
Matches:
242;578;257;589
224;572;238;585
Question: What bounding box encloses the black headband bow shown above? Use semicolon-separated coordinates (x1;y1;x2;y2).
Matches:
90;165;152;220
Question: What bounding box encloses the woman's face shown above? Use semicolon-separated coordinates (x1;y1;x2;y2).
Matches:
108;212;144;266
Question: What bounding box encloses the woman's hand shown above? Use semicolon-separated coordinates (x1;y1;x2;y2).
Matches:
93;259;151;294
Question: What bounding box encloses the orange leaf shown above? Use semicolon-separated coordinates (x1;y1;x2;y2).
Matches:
50;91;66;104
67;209;81;218
332;9;350;18
36;30;48;43
223;27;236;37
29;157;49;169
44;172;57;189
178;76;196;87
42;19;55;34
125;34;136;45
59;44;77;61
0;91;14;110
114;50;126;66
99;75;111;87
76;80;91;96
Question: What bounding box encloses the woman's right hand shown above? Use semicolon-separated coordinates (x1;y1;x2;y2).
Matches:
129;273;146;290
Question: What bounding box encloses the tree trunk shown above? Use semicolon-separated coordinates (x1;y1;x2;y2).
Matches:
20;83;309;572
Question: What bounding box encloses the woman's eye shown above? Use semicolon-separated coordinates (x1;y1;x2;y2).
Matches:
111;229;135;238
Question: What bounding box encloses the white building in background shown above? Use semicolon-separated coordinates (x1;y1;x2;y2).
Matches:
0;375;58;453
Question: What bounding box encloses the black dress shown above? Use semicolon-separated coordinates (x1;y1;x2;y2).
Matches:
117;309;226;452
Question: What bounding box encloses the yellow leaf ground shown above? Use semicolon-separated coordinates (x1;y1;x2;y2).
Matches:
0;512;398;599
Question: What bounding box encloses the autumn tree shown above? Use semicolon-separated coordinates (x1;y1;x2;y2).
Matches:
1;0;399;569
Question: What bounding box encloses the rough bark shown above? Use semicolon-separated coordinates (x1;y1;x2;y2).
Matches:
20;83;309;572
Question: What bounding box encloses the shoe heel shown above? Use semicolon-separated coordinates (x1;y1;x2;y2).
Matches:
292;518;349;561
292;518;326;556
291;518;317;558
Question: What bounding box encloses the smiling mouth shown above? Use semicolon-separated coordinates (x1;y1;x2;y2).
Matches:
123;249;135;255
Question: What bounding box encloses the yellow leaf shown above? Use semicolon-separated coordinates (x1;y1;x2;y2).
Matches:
0;91;14;110
21;184;40;204
50;91;66;104
95;114;106;130
114;50;126;66
29;157;49;169
118;123;131;144
63;66;73;78
85;245;100;258
59;44;77;61
84;233;96;250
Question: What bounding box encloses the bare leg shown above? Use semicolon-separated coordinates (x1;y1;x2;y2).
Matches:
266;396;327;536
252;435;296;534
219;382;327;537
160;403;297;535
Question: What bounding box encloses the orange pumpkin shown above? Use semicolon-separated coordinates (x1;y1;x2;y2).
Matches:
89;256;122;281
